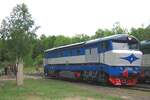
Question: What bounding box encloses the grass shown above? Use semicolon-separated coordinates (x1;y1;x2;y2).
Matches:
24;66;43;73
23;66;36;73
0;79;121;100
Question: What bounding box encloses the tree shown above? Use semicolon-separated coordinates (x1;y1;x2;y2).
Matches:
0;3;38;63
112;22;128;34
92;29;114;39
0;3;39;85
71;34;90;43
0;20;13;68
93;29;105;38
130;25;150;41
54;35;72;47
144;25;150;40
40;34;56;49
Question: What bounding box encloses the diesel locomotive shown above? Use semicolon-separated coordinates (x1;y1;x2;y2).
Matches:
44;34;142;86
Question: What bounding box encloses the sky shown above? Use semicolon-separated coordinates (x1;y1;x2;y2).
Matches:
0;0;150;37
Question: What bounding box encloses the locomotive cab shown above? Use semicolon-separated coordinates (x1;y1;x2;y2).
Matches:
105;35;143;85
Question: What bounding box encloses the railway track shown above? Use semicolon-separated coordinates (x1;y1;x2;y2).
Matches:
136;84;150;88
124;84;150;92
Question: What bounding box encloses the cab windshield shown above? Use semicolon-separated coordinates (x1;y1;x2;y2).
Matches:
112;41;139;50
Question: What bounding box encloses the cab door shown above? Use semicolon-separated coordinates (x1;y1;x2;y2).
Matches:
99;41;110;64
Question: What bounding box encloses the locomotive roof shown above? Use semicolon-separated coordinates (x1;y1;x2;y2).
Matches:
45;34;138;52
45;42;85;52
86;34;132;44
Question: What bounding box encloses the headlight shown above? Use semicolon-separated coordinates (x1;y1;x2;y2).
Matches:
128;36;132;40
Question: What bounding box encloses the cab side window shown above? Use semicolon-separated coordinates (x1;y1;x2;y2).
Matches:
101;41;109;51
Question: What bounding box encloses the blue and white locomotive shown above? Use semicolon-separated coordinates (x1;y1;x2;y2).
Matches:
44;34;142;86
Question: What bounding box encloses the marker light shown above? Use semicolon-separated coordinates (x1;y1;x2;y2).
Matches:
128;37;132;40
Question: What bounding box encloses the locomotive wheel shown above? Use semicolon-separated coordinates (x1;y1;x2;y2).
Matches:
97;71;109;84
79;71;84;81
82;71;90;81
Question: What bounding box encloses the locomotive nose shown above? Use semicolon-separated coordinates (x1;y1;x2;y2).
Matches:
119;50;142;66
105;50;142;66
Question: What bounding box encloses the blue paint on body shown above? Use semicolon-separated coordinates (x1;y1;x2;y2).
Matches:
44;64;141;76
